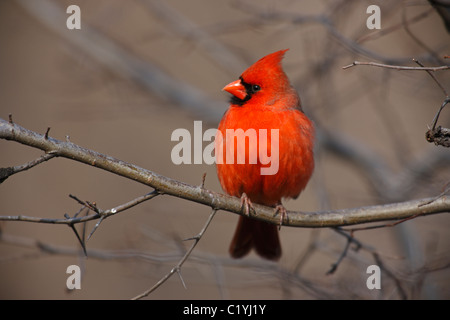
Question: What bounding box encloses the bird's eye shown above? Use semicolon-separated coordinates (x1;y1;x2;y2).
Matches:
252;85;261;92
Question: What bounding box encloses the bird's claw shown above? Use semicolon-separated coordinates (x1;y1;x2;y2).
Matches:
240;193;255;217
274;204;288;230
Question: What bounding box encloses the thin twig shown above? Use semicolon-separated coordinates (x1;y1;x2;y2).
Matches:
418;182;450;207
342;61;450;71
69;195;100;214
87;190;160;240
426;98;450;147
0;153;56;183
326;234;352;275
326;228;364;275
430;98;450;131
64;213;87;256
132;208;217;300
413;59;448;96
329;228;408;298
342;213;422;233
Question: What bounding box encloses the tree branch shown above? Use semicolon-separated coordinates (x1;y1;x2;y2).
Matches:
1;117;449;229
342;61;450;71
132;208;217;300
0;152;55;183
342;60;450;148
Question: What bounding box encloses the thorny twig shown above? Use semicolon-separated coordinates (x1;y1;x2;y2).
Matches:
343;59;450;148
132;208;217;300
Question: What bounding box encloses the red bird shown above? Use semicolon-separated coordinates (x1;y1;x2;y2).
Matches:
215;49;315;261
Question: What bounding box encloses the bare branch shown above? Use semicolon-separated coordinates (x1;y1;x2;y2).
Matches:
319;127;450;201
326;233;353;275
66;218;87;256
132;208;217;300
342;61;450;71
1;118;449;229
0;190;160;230
0;152;56;183
413;59;449;97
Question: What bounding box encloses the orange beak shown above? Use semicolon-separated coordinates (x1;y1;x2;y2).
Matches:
222;79;247;100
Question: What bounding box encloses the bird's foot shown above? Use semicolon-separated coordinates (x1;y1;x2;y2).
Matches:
274;204;288;230
240;193;255;217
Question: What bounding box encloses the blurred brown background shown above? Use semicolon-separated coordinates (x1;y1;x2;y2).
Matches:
0;0;449;299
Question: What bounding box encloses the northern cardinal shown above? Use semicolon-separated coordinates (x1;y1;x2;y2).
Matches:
215;49;315;261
